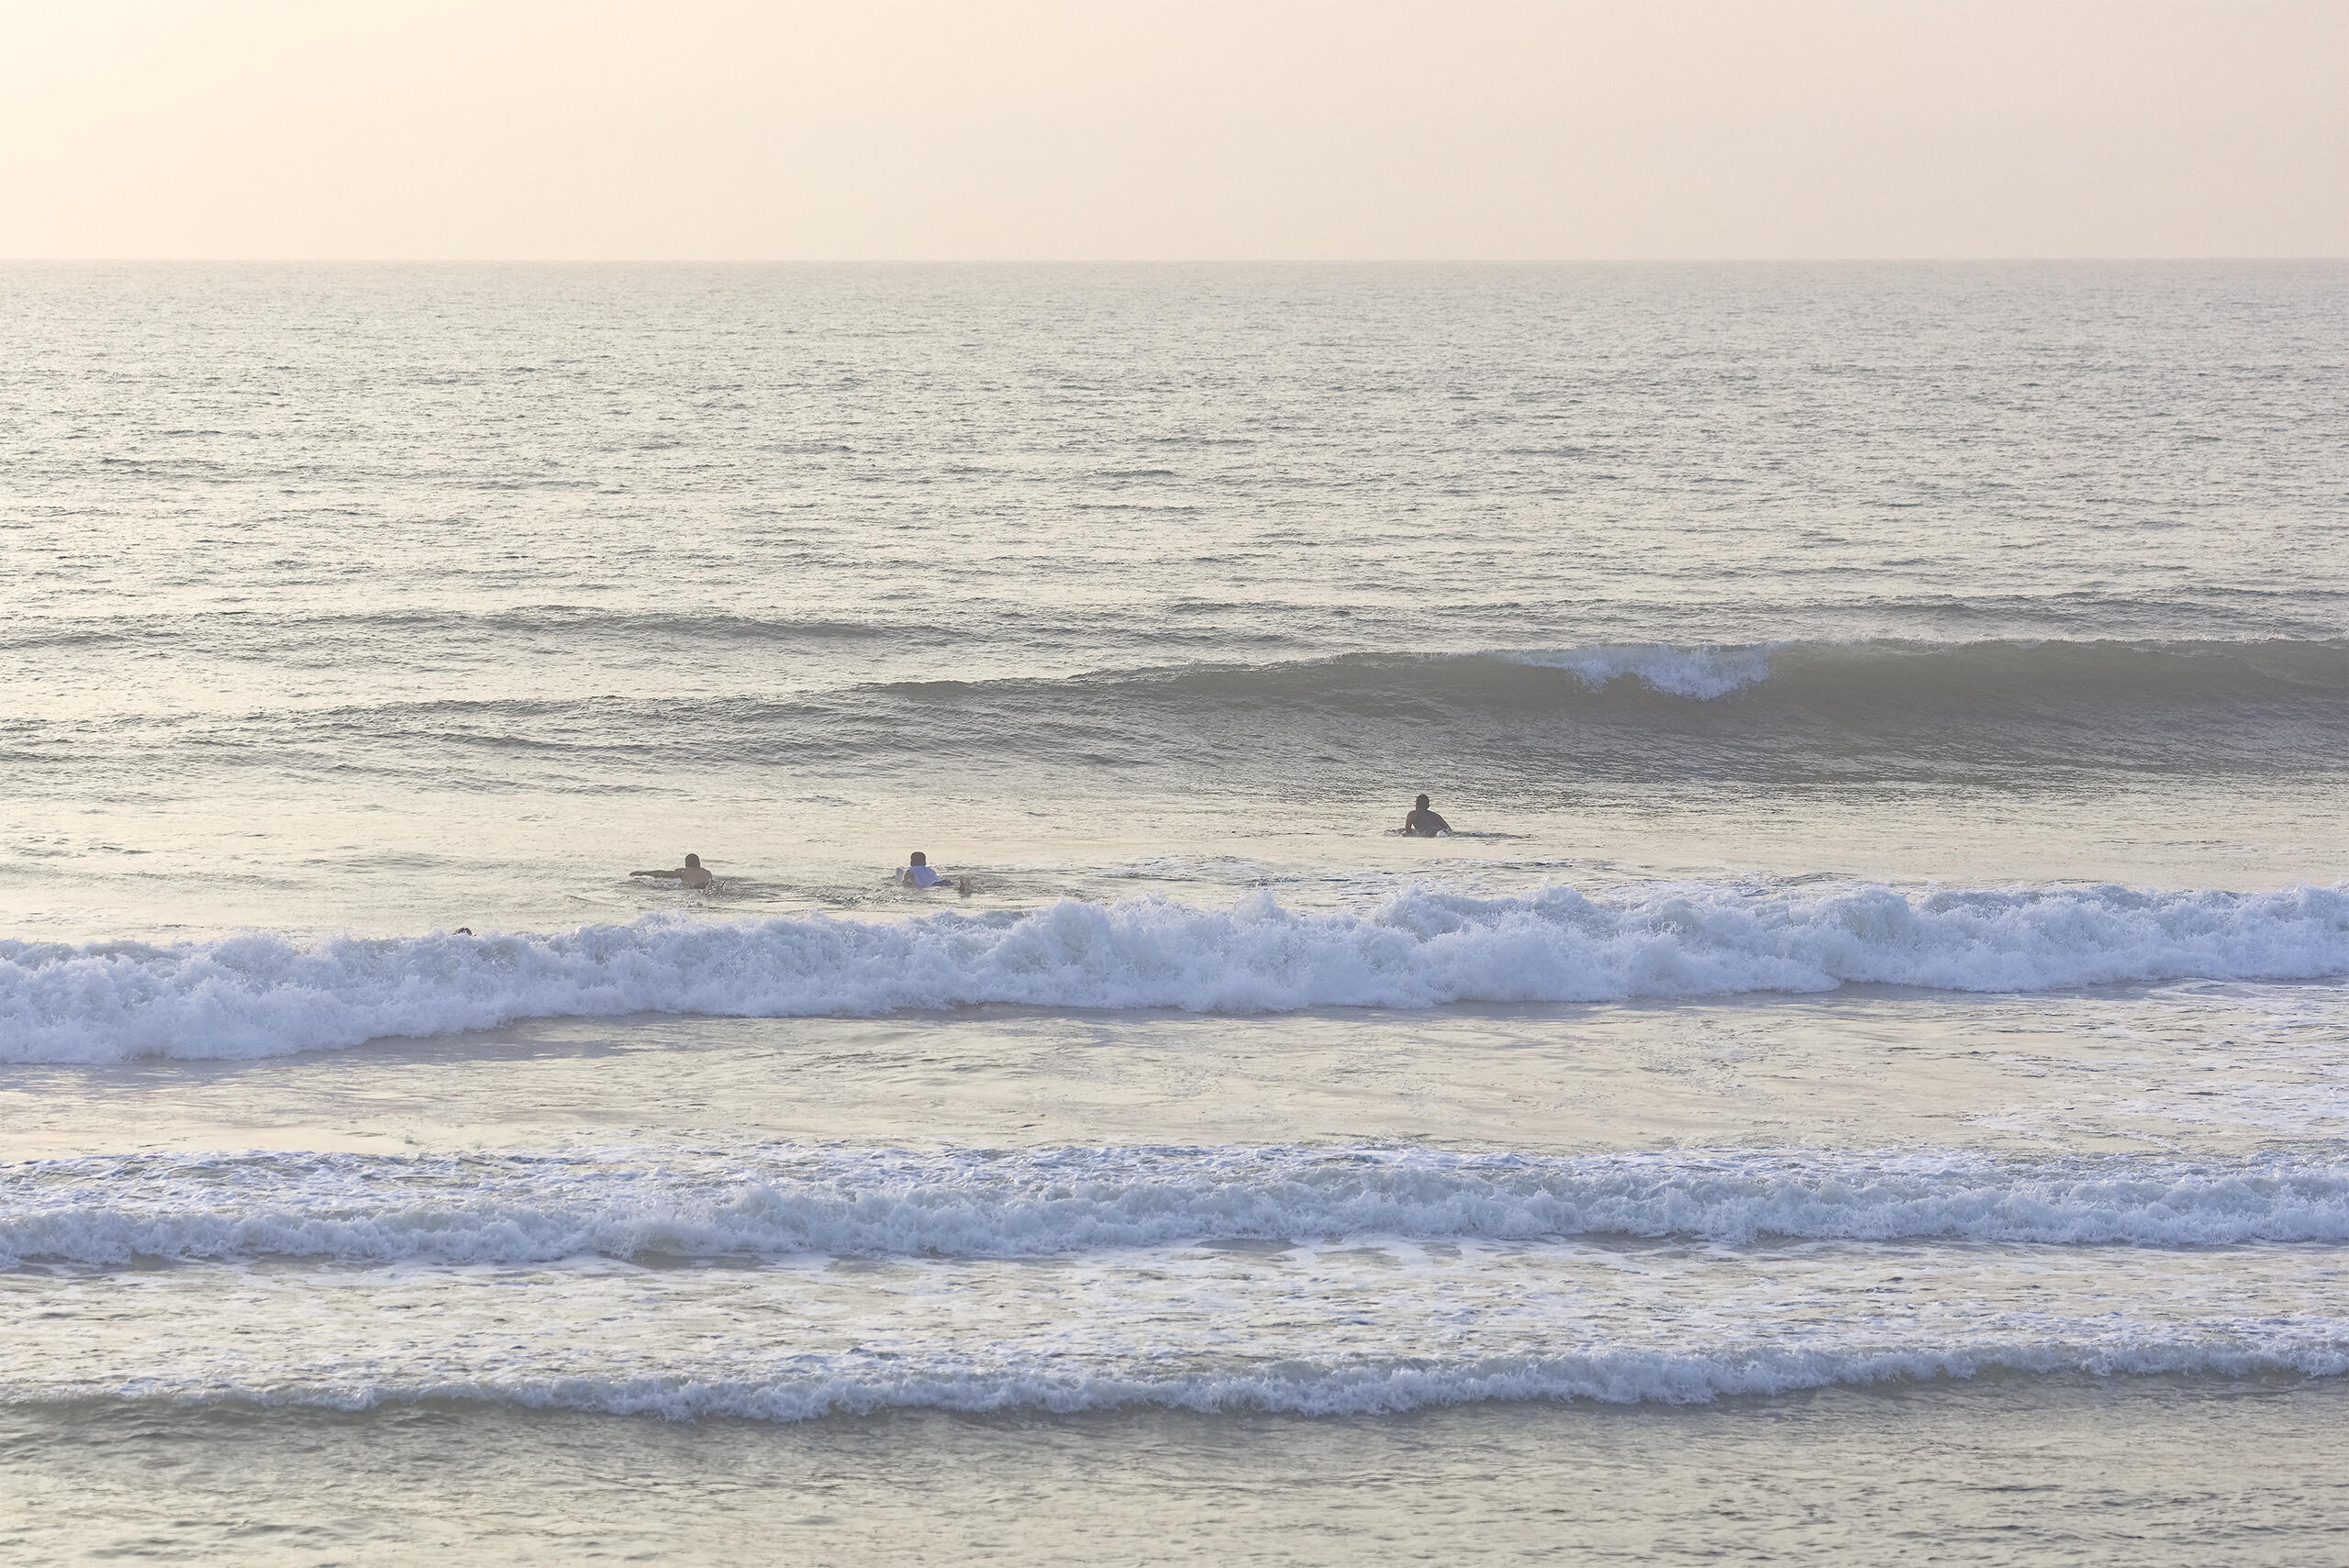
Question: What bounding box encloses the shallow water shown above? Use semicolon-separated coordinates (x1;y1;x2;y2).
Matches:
3;261;2345;1561
12;1383;2349;1566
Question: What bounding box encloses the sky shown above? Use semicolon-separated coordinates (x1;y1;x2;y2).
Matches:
2;0;2342;260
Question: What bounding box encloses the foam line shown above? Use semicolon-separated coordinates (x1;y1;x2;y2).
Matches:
5;881;2343;1061
23;1335;2349;1421
11;1147;2349;1266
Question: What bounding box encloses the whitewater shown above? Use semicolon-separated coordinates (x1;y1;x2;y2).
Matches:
6;880;2344;1062
14;1145;2349;1267
25;1337;2349;1425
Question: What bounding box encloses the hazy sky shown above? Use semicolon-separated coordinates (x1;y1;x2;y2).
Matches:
3;0;2342;259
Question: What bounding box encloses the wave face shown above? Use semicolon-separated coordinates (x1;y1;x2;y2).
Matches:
1500;637;2341;710
870;637;2349;779
7;639;2340;792
5;881;2343;1062
1508;642;1784;698
10;1147;2349;1269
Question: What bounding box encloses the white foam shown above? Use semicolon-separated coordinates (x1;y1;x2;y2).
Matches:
1509;642;1779;697
4;881;2343;1062
11;1146;2349;1267
28;1335;2349;1422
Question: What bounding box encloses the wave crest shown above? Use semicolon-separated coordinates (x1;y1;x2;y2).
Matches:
11;1147;2349;1268
1508;642;1780;697
4;881;2343;1062
23;1337;2349;1421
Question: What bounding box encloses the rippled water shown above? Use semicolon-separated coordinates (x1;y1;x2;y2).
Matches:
3;262;2346;1562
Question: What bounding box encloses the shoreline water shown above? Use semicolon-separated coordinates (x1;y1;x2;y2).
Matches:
10;1378;2349;1565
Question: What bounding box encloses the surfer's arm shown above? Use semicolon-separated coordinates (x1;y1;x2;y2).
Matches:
631;868;683;879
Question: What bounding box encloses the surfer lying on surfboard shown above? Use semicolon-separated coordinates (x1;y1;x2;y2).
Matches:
900;851;974;894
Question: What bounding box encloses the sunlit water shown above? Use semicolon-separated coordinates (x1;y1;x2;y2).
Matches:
3;261;2346;1562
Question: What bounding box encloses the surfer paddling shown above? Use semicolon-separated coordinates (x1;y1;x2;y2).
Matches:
899;851;974;894
631;853;714;890
1401;795;1452;836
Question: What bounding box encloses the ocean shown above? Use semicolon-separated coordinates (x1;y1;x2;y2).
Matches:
3;261;2345;1563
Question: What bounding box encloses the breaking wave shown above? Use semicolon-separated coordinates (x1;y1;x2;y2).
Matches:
11;639;2341;786
20;1337;2349;1421
886;636;2346;730
11;1146;2349;1268
5;881;2343;1062
1506;641;1782;697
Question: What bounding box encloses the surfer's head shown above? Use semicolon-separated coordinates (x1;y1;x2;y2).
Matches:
909;851;928;866
1415;795;1431;809
685;853;701;868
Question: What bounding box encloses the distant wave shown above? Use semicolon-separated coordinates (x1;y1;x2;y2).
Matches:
12;1147;2349;1268
891;637;2348;715
8;638;2338;784
20;1336;2349;1420
4;881;2343;1062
